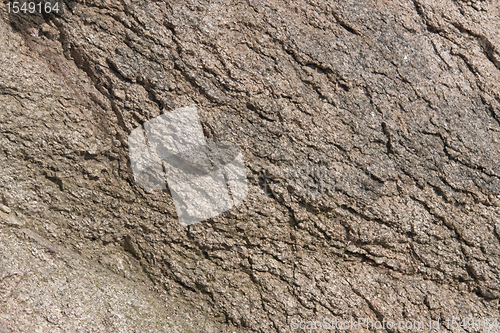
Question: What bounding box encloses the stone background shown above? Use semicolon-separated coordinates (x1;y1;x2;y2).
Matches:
1;0;500;332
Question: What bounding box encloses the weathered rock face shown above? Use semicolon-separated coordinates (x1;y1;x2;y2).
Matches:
1;0;500;331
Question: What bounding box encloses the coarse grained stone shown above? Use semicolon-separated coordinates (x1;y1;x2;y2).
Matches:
1;0;500;331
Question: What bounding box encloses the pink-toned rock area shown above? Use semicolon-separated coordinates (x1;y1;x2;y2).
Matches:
1;0;499;332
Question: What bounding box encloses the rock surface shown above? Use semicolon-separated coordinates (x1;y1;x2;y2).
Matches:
1;0;500;332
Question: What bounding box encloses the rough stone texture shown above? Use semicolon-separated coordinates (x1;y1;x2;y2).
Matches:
0;212;219;333
1;0;500;332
